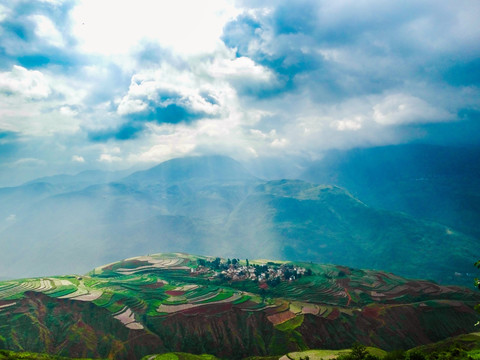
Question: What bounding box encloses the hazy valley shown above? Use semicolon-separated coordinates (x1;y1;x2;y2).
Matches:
0;146;477;286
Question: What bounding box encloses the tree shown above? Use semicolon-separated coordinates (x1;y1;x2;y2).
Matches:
246;258;249;267
407;351;425;360
212;257;221;269
197;258;206;267
350;343;369;360
338;343;379;360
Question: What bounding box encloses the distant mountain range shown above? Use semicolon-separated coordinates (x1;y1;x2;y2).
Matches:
0;253;478;359
0;146;478;286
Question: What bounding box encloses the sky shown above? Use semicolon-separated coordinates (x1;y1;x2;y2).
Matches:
0;0;479;186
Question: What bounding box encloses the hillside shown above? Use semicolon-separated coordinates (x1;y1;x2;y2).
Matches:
0;253;478;359
301;144;480;239
0;155;476;285
224;180;478;284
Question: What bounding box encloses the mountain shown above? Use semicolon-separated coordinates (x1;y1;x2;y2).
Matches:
224;180;478;284
0;253;478;359
26;169;133;190
123;155;258;187
301;144;480;239
0;155;476;285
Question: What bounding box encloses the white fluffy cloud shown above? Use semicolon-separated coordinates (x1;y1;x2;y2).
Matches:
0;66;51;99
117;63;223;118
0;4;9;22
72;155;85;163
30;14;65;48
373;94;454;126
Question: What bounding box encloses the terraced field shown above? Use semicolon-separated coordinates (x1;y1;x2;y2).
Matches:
0;253;274;331
0;253;478;360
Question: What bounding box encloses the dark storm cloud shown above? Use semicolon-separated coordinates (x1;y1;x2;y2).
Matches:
411;109;480;146
125;103;208;124
222;11;321;95
89;95;213;142
223;0;480;102
88;123;145;142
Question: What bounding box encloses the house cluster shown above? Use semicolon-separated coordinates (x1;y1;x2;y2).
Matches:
193;257;311;284
217;263;307;283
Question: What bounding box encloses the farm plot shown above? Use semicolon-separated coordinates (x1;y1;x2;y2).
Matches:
268;277;346;305
113;306;144;330
44;279;78;298
0;282;22;299
0;279;55;300
112;256;189;275
61;286;103;301
156;286;245;314
0;302;16;311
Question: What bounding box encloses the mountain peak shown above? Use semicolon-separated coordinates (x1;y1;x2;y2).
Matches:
122;155;256;186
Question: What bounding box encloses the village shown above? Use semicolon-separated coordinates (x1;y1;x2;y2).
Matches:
194;258;312;284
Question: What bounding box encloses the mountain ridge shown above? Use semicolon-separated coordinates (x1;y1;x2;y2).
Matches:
122;155;258;187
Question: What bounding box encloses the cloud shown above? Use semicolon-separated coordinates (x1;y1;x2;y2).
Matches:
118;61;226;115
88;123;144;142
70;0;239;56
0;0;479;183
372;93;454;126
207;55;283;96
13;157;46;166
0;1;78;67
0;4;9;23
115;63;223;125
30;14;65;47
71;155;85;163
0;65;51;99
223;1;480;100
98;153;122;163
85;48;279;140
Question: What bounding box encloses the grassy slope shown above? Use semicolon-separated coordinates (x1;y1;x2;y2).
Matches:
409;332;480;354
